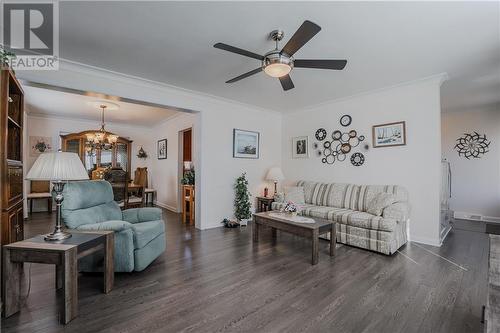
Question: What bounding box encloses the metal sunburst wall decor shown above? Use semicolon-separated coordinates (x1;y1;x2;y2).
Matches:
454;132;490;159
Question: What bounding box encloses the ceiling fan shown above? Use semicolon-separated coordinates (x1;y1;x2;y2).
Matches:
214;20;347;91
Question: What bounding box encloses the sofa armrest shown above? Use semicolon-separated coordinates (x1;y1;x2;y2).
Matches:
76;220;133;232
122;207;162;223
383;202;410;222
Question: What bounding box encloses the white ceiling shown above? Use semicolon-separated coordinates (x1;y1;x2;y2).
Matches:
24;85;180;127
56;1;499;113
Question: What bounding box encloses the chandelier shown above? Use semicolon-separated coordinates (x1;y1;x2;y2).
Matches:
85;104;119;153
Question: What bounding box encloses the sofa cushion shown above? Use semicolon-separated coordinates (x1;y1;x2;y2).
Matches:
366;192;397;216
295;181;318;204
284;186;305;204
131;220;165;249
357;185;408;212
296;181;408;213
299;205;398;232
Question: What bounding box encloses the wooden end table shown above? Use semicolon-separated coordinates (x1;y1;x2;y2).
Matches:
256;196;274;213
253;211;336;265
2;231;114;324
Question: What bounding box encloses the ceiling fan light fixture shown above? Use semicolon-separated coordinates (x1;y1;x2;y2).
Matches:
262;52;293;78
264;63;291;78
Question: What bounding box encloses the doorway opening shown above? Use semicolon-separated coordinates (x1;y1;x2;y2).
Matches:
178;128;194;225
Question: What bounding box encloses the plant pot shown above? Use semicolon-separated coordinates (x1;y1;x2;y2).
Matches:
239;218;250;227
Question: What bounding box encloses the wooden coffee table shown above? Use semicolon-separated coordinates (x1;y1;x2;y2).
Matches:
253;211;336;265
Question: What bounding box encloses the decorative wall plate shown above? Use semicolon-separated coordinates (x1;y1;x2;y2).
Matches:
351;152;365;166
323;141;331;148
337;153;346;162
315;128;327;141
340;115;352;127
341;143;351;154
349;130;357;138
359;135;365;141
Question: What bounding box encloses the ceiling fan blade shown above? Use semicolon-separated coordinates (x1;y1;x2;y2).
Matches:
281;20;321;56
279;74;295;91
294;59;347;70
226;67;263;83
214;43;263;60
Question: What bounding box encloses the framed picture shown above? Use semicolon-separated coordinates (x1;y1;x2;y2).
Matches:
292;136;309;158
233;129;259;159
372;121;406;148
157;139;167;159
30;136;52;157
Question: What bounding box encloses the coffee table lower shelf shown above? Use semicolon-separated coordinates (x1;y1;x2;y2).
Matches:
253;211;336;265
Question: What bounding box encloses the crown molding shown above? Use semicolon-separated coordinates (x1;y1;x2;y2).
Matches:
287;72;449;115
55;58;283;116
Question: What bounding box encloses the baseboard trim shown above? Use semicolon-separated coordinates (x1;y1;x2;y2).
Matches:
409;235;441;247
454;211;500;223
154;201;178;213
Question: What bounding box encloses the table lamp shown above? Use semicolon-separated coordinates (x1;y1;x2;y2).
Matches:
26;151;89;241
265;167;285;196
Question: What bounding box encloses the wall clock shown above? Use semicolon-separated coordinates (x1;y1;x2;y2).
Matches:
340;115;352;127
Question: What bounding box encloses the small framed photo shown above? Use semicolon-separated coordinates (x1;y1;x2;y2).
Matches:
233;129;259;159
157;139;167;159
372;121;406;148
292;136;309;158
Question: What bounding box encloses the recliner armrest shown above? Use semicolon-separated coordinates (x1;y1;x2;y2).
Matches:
383;202;410;222
76;220;133;232
122;207;162;223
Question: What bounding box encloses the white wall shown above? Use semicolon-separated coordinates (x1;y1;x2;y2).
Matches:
442;107;500;219
19;62;283;229
199;107;282;229
281;75;446;246
25;113;153;212
148;113;197;212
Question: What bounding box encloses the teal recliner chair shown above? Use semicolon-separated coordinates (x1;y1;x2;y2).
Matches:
61;180;166;272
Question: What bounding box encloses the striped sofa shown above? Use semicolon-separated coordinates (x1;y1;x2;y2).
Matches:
271;180;410;255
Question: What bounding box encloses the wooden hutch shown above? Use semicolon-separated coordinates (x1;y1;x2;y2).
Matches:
0;69;24;247
60;131;132;176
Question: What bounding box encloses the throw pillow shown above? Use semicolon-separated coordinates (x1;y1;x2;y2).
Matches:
274;192;285;203
284;186;305;204
367;192;397;216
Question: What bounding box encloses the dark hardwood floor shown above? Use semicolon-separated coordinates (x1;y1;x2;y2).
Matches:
1;211;488;333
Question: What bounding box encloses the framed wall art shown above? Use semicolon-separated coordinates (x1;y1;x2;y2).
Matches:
292;136;309;158
233;129;259;159
372;121;406;148
157;139;167;159
30;136;52;157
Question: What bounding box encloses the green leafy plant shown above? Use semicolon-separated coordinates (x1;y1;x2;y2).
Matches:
0;45;16;67
181;169;195;185
234;172;252;221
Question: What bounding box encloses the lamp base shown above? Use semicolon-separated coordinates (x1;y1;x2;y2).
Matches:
44;230;72;241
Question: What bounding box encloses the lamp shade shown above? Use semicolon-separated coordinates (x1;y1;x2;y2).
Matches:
26;152;89;181
265;167;285;182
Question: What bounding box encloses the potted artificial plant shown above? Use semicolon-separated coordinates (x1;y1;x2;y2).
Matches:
234;172;252;226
